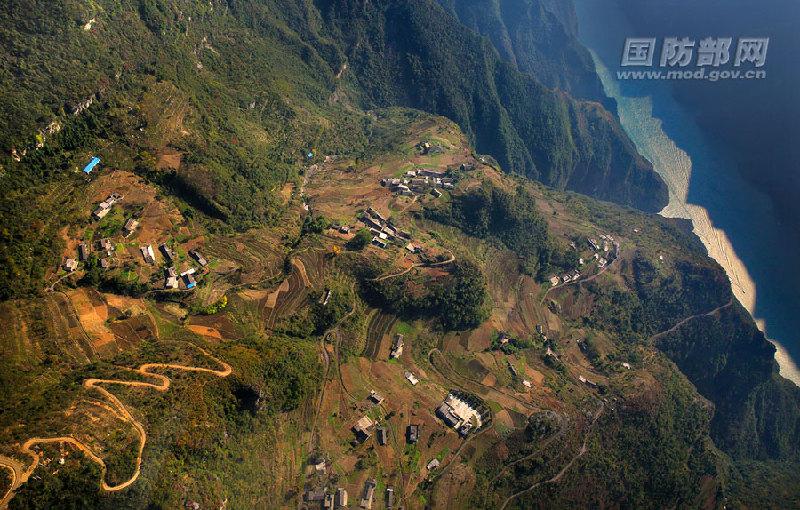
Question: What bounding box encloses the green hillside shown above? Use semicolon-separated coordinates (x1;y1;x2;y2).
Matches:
0;2;797;509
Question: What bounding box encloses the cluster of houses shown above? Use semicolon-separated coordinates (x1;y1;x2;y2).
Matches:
305;478;393;510
435;390;488;437
64;192;129;273
416;140;445;156
92;192;122;220
549;233;621;286
62;193;210;291
63;238;117;273
380;168;455;198
304;486;350;509
135;242;207;291
588;233;620;267
359;208;412;249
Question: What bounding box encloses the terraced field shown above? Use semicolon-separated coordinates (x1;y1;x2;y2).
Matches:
363;310;397;360
204;230;286;287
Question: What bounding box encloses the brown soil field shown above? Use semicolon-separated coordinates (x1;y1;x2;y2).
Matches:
68;289;115;349
185;325;222;340
155;149;182;170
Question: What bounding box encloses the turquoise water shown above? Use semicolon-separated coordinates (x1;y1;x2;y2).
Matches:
574;0;800;383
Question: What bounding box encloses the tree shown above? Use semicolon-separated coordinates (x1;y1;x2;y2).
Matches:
346;228;372;251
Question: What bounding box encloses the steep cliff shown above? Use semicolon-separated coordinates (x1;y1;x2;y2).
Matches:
315;0;668;212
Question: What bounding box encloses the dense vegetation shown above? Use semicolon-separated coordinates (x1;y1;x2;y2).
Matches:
426;182;575;278
317;0;667;212
1;1;799;508
0;0;670;303
437;0;611;105
360;258;489;331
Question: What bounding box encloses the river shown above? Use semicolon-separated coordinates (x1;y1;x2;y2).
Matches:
574;0;800;384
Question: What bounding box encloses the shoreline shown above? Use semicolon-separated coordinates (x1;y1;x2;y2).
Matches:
586;49;800;385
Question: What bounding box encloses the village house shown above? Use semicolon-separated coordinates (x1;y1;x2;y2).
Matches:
380;228;395;241
549;275;560;286
361;215;383;230
336;488;348;508
360;479;376;509
305;488;326;504
376;427;388;446
426;458;440;471
368;390;384;405
189;249;208;267
339;225;350;234
159;243;175;264
180;268;197;289
498;332;510;345
404;371;419;386
323;492;334;509
371;237;388;249
431;188;442;198
320;289;332;306
63;258;78;272
390;334;404;359
164;267;179;290
92;206;110;221
94;193;122;214
436;392;483;436
352;415;375;444
385;487;395;509
123;218;139;237
366;207;385;223
140;244;156;265
406;424;419;444
77;242;89;262
98;238;115;256
419;168;446;178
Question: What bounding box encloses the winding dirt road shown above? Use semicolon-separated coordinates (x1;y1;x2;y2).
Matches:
539;256;619;305
0;347;231;508
369;251;455;282
649;299;733;342
499;404;604;510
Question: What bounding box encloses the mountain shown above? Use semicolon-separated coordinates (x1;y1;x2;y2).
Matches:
315;0;667;212
0;1;797;509
437;0;610;105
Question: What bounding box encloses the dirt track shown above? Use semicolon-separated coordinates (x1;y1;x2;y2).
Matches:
649;299;733;342
369;251;455;282
0;347;231;508
499;404;604;510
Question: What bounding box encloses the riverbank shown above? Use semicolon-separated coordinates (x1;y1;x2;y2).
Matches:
574;0;800;384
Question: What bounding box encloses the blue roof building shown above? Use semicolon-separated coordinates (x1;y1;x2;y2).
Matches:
83;156;101;174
